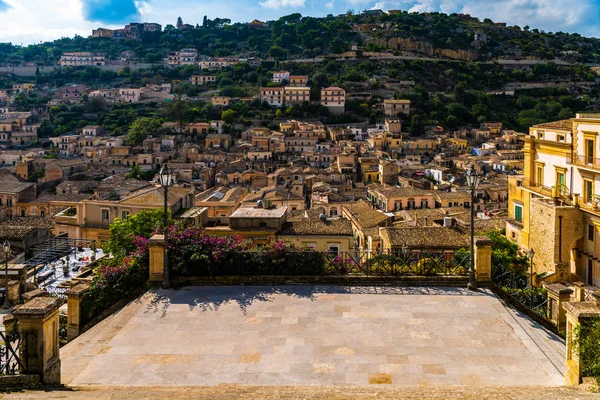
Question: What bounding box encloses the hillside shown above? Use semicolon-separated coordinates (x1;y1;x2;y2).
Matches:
1;11;599;65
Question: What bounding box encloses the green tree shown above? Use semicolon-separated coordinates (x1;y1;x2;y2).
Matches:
128;117;162;145
330;37;348;54
104;209;168;256
221;109;235;124
126;165;143;180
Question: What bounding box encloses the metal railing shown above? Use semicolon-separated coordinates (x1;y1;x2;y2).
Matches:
567;154;600;170
175;250;471;277
493;270;549;321
0;321;26;375
46;286;69;300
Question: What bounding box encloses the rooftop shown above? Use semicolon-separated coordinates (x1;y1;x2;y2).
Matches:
280;218;352;236
342;200;390;228
380;226;468;249
531;119;572;131
230;206;288;219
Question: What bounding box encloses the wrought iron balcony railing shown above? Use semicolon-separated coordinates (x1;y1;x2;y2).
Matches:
567;154;600;170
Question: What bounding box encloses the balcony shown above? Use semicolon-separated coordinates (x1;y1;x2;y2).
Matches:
519;179;554;198
567;154;600;171
55;207;78;225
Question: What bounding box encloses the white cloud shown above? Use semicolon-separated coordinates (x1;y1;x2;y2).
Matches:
0;0;89;44
325;1;335;9
259;0;306;9
345;0;598;36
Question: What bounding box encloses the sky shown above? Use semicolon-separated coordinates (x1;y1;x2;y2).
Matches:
0;0;598;45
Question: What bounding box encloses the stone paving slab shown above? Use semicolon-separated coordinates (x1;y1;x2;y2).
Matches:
61;286;565;387
3;385;599;400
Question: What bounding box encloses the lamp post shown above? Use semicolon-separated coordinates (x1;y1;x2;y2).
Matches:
465;166;482;291
159;164;173;289
528;248;535;288
2;241;10;309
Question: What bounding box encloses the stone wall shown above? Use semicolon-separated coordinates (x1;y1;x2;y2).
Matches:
373;37;478;61
172;275;470;287
529;198;584;280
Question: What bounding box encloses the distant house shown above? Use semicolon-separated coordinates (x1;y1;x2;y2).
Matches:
362;9;384;16
211;96;231;108
59;52;105;67
273;71;290;83
383;99;411;117
289;75;309;87
81;126;104;137
321;87;346;114
190;75;217;85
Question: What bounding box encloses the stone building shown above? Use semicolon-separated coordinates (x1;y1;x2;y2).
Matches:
507;113;600;286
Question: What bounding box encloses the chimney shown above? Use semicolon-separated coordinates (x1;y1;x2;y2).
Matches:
443;216;453;227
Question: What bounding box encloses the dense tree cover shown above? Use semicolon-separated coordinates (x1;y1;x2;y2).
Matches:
22;57;599;138
1;11;599;64
127;116;163;145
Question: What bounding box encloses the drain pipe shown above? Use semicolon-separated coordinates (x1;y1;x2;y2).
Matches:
558;215;563;263
570;133;574;203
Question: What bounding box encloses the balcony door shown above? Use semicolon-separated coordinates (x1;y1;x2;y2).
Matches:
585;139;595;165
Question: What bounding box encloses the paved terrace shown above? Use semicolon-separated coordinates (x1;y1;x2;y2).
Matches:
58;286;565;388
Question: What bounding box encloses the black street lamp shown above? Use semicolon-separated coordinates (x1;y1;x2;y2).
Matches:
2;241;10;309
465;165;482;291
529;248;535;288
158;164;173;289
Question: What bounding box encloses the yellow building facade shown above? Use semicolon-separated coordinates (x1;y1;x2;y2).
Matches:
507;113;600;287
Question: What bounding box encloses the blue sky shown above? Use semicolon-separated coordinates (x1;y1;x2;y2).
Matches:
0;0;598;45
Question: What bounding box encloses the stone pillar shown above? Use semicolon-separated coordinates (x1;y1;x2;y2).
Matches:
12;297;63;385
65;283;90;341
148;234;165;284
544;283;573;331
573;281;585;302
7;280;20;304
474;236;493;283
563;302;600;386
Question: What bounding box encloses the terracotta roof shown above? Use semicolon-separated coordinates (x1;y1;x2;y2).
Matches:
380;226;468;249
434;190;470;199
531;119;572;131
280;218;352;236
342;200;390;229
0;218;53;241
368;183;431;198
0;181;34;194
196;186;247;204
33;193;93;203
119;186;191;207
230;206;287;218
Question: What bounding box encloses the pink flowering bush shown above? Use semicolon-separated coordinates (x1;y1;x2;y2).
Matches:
167;223;244;276
81;235;150;325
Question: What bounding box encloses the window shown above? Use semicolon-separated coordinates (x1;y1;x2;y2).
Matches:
259;222;267;228
584;179;594;204
557;135;565;142
101;209;109;221
20;210;25;217
6;199;12;206
514;204;523;223
587;259;594;286
328;244;339;255
586;139;595;164
536;166;544;186
40;210;45;217
121;211;130;220
556;171;565;194
589;224;595;241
